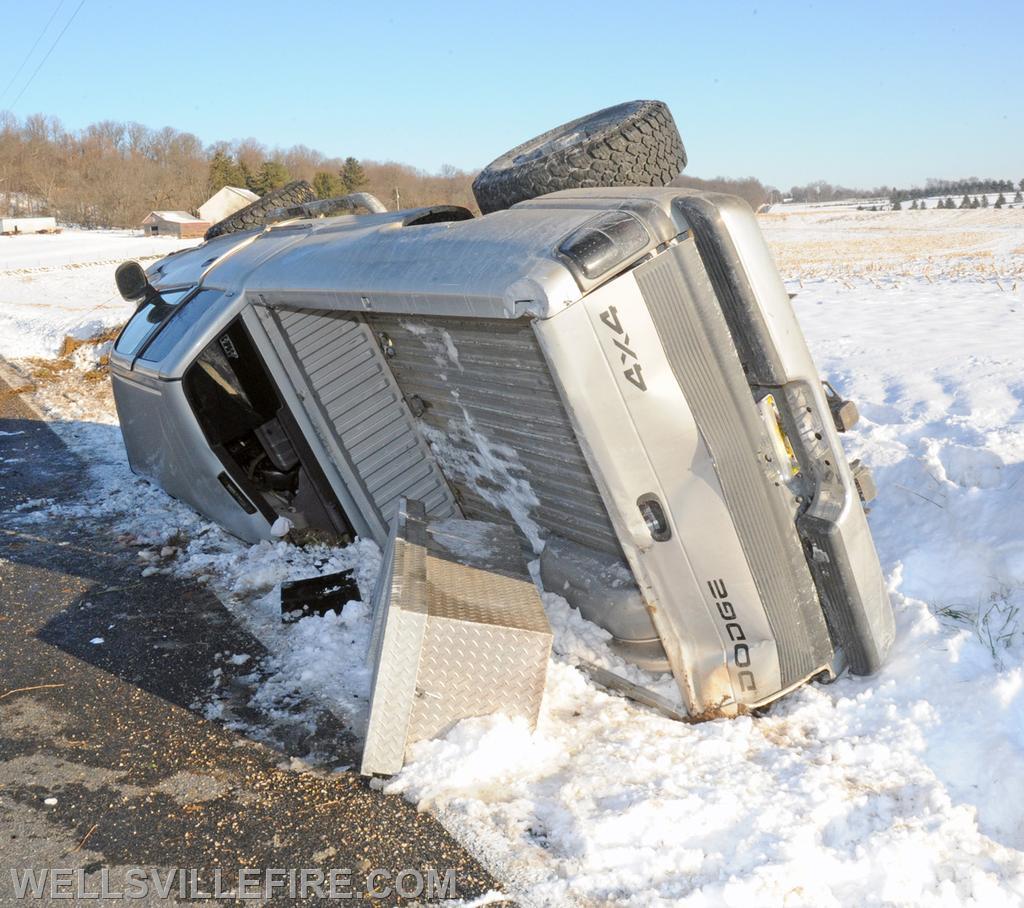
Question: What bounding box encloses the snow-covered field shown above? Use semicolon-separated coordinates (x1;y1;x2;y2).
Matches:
0;230;200;358
3;217;1024;905
761;207;1024;283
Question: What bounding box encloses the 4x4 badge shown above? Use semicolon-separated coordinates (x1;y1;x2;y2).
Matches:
599;305;647;392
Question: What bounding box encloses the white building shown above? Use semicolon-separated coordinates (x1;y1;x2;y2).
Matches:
198;186;258;225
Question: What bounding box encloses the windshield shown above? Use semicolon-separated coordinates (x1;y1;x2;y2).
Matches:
115;286;195;356
138;288;222;363
113;287;194;357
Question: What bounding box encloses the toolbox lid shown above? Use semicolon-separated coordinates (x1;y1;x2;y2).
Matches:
361;500;552;776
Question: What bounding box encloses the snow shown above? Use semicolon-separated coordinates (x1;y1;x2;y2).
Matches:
421;415;545;553
143;210;205;225
428;518;508;563
0;229;200;358
4;216;1024;904
270;516;293;537
399;319;464;373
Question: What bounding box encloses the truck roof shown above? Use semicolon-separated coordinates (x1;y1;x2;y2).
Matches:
148;188;695;321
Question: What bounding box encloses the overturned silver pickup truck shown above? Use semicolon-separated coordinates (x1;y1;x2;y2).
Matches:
109;101;894;720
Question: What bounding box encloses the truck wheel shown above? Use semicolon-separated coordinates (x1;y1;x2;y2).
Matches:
472;100;686;215
204;180;317;240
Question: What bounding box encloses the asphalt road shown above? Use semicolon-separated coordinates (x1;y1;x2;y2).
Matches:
0;368;500;905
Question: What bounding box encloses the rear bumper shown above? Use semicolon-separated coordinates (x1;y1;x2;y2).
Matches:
674;193;895;675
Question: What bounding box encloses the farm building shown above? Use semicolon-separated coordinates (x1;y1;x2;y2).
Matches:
198;186;258;225
140;211;210;238
1;216;58;235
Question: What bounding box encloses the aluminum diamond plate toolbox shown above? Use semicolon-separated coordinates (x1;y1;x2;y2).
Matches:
361;499;552;776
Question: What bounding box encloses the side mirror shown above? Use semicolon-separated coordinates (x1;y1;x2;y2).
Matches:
115;260;151;303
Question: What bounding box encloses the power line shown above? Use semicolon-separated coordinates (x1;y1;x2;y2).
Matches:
0;0;67;106
8;0;87;112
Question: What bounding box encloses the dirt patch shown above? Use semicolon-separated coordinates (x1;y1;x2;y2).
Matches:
24;357;74;382
59;325;120;358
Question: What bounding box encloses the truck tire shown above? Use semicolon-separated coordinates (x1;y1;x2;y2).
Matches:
472;100;686;215
204;180;316;240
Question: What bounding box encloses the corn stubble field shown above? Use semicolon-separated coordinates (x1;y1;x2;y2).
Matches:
762;207;1024;283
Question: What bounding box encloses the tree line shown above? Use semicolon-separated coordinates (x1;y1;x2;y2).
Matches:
669;174;771;211
20;110;1011;226
0;112;478;228
787;177;1024;207
892;177;1023;205
1;111;788;228
891;191;1024;210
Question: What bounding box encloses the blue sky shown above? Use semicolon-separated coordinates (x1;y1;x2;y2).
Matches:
1;0;1021;189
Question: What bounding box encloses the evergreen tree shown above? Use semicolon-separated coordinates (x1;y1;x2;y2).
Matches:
980;194;989;208
1015;191;1023;203
252;160;289;195
971;197;980;209
910;200;918;210
995;193;1006;208
236;161;255;192
960;194;972;209
892;198;902;210
313;171;343;199
1019;178;1024;192
207;151;246;195
340;157;368;193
